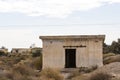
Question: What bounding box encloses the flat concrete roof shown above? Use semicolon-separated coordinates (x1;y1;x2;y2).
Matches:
40;35;105;40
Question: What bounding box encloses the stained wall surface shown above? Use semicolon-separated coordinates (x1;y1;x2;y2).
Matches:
40;35;105;69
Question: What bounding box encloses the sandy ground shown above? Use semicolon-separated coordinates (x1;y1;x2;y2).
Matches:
93;62;120;79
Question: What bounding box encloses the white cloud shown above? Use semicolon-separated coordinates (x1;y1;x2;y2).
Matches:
0;0;119;18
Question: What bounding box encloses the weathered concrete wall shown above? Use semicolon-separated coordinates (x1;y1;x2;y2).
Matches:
42;40;65;68
76;40;88;67
88;39;103;67
41;35;105;69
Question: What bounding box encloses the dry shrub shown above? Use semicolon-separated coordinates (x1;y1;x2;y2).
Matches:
0;68;13;80
3;66;34;80
9;56;25;65
39;68;63;80
90;72;112;80
103;55;120;64
13;73;32;80
103;53;115;59
4;71;14;80
0;55;40;80
13;64;34;76
3;71;33;80
32;56;42;70
0;77;8;80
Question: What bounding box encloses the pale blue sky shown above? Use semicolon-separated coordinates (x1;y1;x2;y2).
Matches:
0;0;120;50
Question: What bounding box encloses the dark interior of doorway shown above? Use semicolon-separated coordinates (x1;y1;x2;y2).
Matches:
65;49;76;68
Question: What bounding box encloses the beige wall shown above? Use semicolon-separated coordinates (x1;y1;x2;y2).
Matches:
42;38;104;69
42;40;64;68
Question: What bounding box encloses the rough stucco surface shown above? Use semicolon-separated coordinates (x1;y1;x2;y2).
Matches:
40;35;105;69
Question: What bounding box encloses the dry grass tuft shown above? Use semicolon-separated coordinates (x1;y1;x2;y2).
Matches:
2;64;34;80
103;55;120;64
103;53;116;59
32;56;42;70
4;71;15;80
13;64;34;76
39;68;63;80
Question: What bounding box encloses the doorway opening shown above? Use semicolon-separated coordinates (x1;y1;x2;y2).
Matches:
65;49;76;68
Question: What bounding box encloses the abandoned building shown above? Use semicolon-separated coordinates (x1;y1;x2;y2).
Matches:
11;48;31;55
40;35;105;69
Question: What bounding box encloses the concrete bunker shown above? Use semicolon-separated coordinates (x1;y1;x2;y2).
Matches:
40;35;105;69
